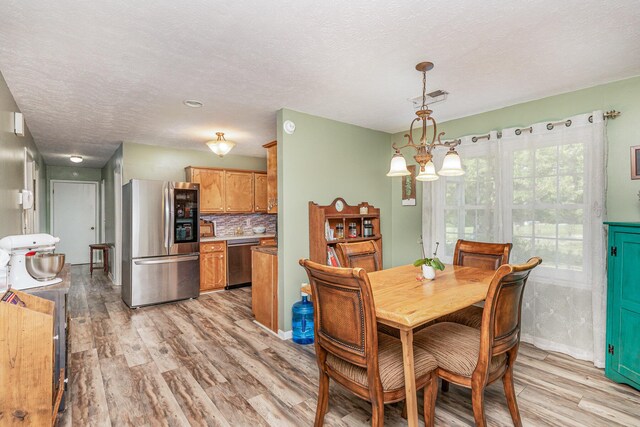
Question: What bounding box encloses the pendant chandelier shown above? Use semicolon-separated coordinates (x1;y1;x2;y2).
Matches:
387;61;464;181
207;132;236;157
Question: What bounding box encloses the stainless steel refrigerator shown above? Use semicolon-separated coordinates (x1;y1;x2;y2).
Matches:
122;179;200;308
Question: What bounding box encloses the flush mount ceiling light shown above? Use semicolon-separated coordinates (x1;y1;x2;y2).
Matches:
69;155;83;163
387;61;465;181
183;100;203;108
206;132;236;157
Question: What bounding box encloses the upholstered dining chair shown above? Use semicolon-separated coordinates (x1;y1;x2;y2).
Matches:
436;240;513;330
335;240;381;272
413;257;542;427
299;259;439;427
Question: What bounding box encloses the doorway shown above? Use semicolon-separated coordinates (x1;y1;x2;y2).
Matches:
50;180;99;264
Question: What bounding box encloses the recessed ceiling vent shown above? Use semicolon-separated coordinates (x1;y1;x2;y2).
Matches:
410;89;449;109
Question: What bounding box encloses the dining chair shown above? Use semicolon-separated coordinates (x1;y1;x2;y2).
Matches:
413;257;542;427
335;240;381;272
436;239;513;329
334;240;401;338
299;259;439;427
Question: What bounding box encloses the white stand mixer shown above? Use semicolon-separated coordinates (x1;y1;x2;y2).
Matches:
0;234;62;290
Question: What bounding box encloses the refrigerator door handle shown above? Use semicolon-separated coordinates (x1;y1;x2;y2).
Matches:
164;182;170;253
168;184;175;248
134;255;199;266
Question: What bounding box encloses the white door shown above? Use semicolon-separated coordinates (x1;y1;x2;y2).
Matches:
51;181;98;264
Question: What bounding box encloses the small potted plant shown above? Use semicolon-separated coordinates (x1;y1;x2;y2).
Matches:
414;240;445;280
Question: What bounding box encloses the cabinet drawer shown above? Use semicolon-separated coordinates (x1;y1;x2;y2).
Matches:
201;242;226;253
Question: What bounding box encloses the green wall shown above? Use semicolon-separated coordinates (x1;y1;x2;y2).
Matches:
122;142;267;183
277;108;392;330
0;70;46;237
390;76;640;261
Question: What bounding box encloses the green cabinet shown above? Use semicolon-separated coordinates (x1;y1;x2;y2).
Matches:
605;222;640;390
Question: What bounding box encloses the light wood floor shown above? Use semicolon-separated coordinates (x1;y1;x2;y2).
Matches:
60;265;640;426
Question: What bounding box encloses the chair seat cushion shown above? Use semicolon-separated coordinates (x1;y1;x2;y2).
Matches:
413;322;506;377
435;305;483;329
326;333;437;392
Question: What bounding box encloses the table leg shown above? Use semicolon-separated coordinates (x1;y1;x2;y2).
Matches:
90;249;93;276
400;328;418;427
104;248;109;273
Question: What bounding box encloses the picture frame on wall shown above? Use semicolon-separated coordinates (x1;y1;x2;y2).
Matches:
401;165;416;206
632;145;640;180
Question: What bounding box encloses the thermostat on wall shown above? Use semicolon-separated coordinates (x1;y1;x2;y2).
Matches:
13;112;24;137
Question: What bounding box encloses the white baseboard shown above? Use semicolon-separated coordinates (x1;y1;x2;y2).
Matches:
278;329;292;340
251;321;292;341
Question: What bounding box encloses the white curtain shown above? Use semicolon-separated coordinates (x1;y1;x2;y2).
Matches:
422;112;607;367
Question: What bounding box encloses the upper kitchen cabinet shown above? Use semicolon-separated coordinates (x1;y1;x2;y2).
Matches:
186;167;225;213
254;173;268;213
263;141;277;214
225;171;254;213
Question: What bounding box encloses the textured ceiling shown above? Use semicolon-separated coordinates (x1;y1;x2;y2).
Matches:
0;0;639;168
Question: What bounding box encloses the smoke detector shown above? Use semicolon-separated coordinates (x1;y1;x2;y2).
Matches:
410;90;449;109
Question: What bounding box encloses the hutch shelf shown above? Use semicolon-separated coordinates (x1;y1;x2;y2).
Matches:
309;198;382;265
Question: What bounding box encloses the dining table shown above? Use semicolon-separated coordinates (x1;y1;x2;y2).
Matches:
302;263;496;427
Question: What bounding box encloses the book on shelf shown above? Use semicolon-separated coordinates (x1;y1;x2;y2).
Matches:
327;247;340;267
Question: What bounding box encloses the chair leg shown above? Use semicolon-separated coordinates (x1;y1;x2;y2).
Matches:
423;372;438;427
400;401;407;419
90;249;93;276
471;386;486;427
502;365;523;427
441;379;449;392
370;400;384;427
314;370;330;427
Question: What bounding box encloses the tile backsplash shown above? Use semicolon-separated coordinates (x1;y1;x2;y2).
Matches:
201;213;276;237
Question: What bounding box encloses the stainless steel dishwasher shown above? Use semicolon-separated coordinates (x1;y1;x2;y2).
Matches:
226;238;259;289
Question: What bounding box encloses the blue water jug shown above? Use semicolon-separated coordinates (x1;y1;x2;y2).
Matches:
292;295;314;344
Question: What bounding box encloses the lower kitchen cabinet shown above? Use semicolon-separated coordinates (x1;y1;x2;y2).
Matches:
251;246;278;332
200;242;227;291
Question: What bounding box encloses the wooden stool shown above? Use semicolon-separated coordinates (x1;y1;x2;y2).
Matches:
89;244;110;276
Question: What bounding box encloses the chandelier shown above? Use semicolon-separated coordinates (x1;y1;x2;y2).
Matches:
387;61;464;181
207;132;236;157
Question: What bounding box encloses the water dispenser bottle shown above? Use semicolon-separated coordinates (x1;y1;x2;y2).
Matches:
292;294;314;344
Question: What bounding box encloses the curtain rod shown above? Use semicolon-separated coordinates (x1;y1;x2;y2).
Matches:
459;110;622;144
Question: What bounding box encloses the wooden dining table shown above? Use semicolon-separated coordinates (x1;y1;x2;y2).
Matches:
302;263;496;427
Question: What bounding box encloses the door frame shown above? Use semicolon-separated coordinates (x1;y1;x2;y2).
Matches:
49;180;100;256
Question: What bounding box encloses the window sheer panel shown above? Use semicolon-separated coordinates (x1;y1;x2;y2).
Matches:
422;116;607;367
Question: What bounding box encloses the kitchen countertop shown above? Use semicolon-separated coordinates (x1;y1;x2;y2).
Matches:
201;233;275;242
251;245;278;255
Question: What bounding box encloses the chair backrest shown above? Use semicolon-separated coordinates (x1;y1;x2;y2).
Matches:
335;240;381;272
299;259;379;371
477;257;542;372
453;239;512;270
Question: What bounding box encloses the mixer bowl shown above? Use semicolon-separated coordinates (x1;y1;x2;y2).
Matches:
25;253;65;281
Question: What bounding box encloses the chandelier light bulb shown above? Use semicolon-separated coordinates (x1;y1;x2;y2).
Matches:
438;150;465;176
416;160;439;181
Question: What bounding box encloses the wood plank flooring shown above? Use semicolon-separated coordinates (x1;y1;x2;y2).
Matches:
60;265;640;426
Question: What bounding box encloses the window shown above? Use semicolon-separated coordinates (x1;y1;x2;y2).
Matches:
443;156;497;256
431;123;594;279
509;142;584;270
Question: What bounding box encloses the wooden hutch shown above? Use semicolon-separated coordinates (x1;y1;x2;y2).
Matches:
309;198;382;265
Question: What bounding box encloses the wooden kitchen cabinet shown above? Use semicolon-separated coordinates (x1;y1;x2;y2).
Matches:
225;171;254;213
263;141;278;213
186;167;225;213
251;247;278;332
254;173;268;212
200;242;227;291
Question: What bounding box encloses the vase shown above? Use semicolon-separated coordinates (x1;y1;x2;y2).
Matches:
422;265;436;280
